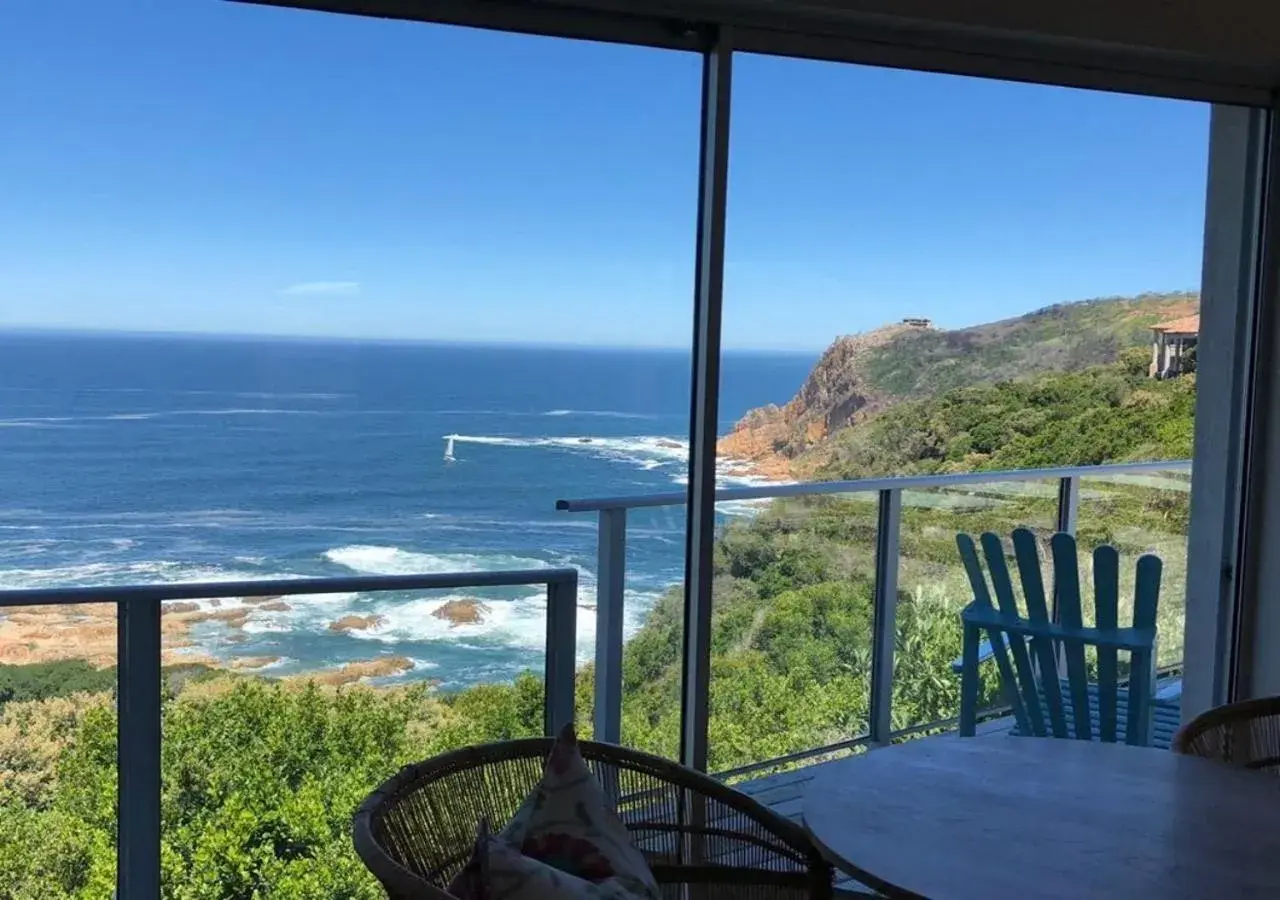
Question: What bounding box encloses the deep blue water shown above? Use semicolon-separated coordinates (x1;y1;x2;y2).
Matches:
0;332;814;686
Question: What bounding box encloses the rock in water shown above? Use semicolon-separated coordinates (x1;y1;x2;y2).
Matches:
431;598;489;627
327;614;385;633
230;656;281;670
309;656;414;686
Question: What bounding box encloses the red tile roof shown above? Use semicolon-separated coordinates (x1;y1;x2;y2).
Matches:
1152;314;1199;335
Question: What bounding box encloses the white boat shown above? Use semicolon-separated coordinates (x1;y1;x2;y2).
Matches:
444;436;456;462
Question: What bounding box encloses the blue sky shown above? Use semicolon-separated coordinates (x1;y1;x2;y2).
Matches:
0;2;1209;350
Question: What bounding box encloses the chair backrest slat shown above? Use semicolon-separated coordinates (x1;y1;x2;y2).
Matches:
957;534;1032;735
957;530;1161;747
979;532;1046;736
1093;545;1120;743
1050;533;1092;741
1012;529;1067;739
1124;554;1163;746
1132;555;1162;630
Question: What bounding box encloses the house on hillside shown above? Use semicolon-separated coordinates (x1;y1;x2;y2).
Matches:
1150;314;1199;378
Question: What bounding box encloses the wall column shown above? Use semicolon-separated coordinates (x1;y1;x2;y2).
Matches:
1184;104;1273;717
681;26;733;773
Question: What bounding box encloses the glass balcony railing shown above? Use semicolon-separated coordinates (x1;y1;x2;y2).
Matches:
558;459;1193;777
0;568;578;896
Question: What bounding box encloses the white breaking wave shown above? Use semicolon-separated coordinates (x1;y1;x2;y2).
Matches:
221;391;345;401
0;559;279;591
324;545;550;576
346;592;598;662
239;617;291;634
0;409;325;426
345;593;552;647
542;409;655;420
173;408;328;417
447;434;688;471
718;499;775;517
671;462;791;492
444;432;782;497
0;419;79;428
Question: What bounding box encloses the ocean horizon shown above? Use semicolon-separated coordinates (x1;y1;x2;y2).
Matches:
0;325;827;356
0;331;815;688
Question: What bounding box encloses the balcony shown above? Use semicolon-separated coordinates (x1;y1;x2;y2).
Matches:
559;458;1192;766
0;459;1194;895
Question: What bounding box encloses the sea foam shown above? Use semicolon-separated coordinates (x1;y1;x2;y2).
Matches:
323;545;550;576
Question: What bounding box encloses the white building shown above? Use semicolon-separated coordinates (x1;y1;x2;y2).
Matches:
1151;314;1200;378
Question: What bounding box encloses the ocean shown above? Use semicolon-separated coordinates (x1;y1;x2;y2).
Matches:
0;332;815;688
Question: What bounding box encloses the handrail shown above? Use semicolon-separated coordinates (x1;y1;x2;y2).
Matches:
0;569;575;607
555;458;1191;512
556;459;1192;751
0;568;579;899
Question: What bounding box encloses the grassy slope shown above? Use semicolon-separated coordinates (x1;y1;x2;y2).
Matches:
857;292;1197;400
813;350;1196;478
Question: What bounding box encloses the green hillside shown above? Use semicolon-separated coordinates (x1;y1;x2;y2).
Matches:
815;349;1196;478
721;291;1197;471
858;291;1197;399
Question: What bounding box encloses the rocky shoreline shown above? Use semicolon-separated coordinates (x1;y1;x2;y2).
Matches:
0;594;490;685
716;322;923;480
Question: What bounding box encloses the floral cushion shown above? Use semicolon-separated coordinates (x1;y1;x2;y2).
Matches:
484;838;648;899
499;724;659;900
448;823;626;900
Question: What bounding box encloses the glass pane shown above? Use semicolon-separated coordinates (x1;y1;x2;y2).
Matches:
713;50;1207;776
710;492;878;773
0;599;118;893
619;502;688;759
1078;468;1192;670
895;479;1060;732
610;348;819;768
159;585;550;893
3;2;699;894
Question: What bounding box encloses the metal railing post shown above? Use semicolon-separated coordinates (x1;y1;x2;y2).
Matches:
869;489;902;746
1056;475;1081;536
593;508;627;743
544;572;579;735
1052;476;1082;646
117;597;162;900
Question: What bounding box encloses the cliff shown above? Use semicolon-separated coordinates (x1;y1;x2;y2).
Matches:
719;292;1198;478
718;321;922;477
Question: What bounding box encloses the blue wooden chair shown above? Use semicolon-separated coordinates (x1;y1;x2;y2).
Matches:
956;528;1163;746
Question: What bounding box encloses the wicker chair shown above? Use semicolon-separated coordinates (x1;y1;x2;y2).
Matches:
353;737;835;899
1173;696;1280;773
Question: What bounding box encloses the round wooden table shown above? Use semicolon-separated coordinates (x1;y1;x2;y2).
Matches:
801;736;1280;899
